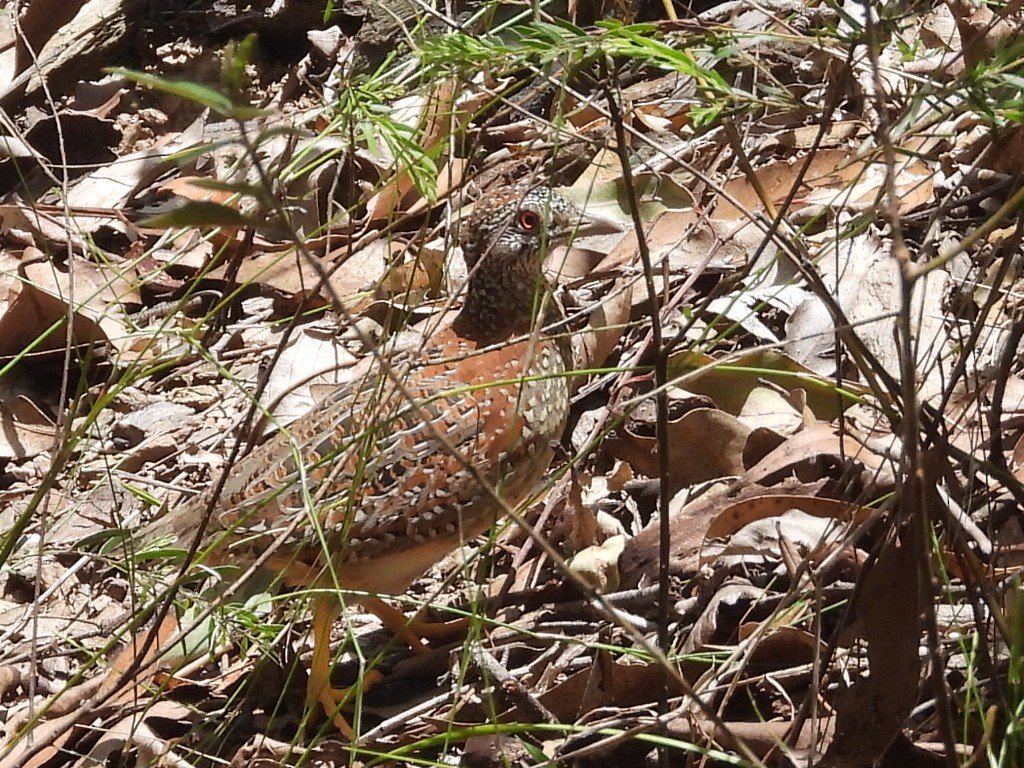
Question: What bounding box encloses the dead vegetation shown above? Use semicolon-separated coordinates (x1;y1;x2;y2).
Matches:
2;0;1024;766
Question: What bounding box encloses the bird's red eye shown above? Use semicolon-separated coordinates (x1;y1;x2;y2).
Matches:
518;210;540;230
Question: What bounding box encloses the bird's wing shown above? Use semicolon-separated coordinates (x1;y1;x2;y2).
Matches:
138;331;559;569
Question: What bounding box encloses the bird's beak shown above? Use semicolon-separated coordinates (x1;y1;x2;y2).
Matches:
569;209;627;243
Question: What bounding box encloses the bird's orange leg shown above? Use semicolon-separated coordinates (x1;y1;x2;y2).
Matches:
307;594;383;737
360;596;471;652
305;593;466;735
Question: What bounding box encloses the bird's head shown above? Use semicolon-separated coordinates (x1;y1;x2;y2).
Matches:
460;186;598;271
455;184;619;339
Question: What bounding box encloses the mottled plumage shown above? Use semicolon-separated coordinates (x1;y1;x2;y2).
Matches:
142;185;603;734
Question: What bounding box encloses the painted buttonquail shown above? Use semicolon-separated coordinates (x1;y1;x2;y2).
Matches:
141;185;609;735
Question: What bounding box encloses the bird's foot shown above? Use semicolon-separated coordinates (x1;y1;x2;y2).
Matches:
401;616;471;646
307;669;385;738
361;597;470;653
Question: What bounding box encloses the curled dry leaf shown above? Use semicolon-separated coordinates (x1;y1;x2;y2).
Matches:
667;715;834;762
0;247;139;357
701;507;854;571
599;211;748;285
619;480;829;589
568;535;626;593
606;406;750;491
826;521;922;766
949;0;1019;71
703;493;875;544
537;658;685;724
785;232;950;401
735;421;895;491
740;624;827;668
712;148;935;220
683;582;766;653
0;396;56;459
55;113;209;241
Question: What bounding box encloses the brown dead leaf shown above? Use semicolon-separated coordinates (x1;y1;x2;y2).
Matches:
158;175;248;206
668;715;834;762
619;481;831;589
981;124;1024;176
562;173;694;228
741;625;825;668
102;614;180;705
0;248;139;357
567;535;625;593
0;710;80;768
713;148;934;219
949;0;1017;70
701;504;868;571
56;114;208;241
784;233;950;400
75;701;192;768
599;211;747;278
826;517;922;766
0;397;56;459
204;236;403;309
605;406;750;488
735;422;892;490
708;488;871;540
538;658;685;723
0;666;21;699
684;582;766;651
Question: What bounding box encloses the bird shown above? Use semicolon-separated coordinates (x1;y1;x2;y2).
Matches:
139;184;609;736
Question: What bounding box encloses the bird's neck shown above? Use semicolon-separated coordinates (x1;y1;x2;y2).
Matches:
454;267;556;344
